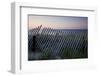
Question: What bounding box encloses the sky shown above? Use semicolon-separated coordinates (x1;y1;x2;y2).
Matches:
28;15;88;30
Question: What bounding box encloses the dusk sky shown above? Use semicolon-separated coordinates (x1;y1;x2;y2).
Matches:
28;15;88;30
